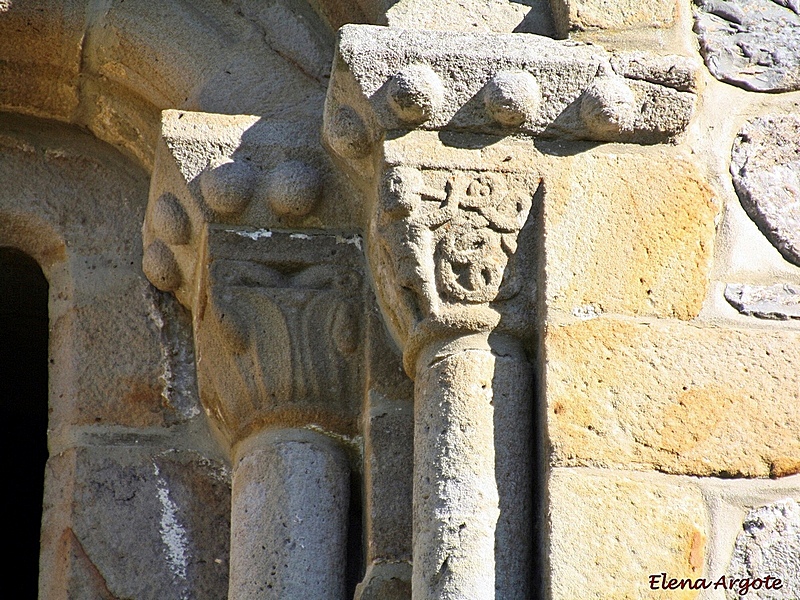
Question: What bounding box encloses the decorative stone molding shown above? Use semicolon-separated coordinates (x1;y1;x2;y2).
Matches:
369;165;539;373
195;228;365;441
324;24;699;161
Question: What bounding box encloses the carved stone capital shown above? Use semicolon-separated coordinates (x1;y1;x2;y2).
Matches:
370;164;539;373
194;228;366;443
323;24;700;370
141;110;366;444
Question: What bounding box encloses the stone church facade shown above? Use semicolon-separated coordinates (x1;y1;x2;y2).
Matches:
1;0;799;598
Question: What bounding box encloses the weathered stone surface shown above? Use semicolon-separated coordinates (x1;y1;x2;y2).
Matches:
731;115;800;266
726;499;800;599
362;394;413;563
725;283;800;319
387;0;556;35
0;118;201;433
0;113;149;256
40;446;231;600
549;469;707;600
610;53;700;92
0;0;334;167
0;0;84;120
551;0;677;36
229;429;350;600
48;268;202;431
325;25;697;145
545;150;718;319
359;304;414;591
546;317;800;476
355;562;413;600
412;336;533;599
193;229;366;443
694;0;800;92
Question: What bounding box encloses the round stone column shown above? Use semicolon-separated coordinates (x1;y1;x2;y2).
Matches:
412;335;532;600
228;428;350;600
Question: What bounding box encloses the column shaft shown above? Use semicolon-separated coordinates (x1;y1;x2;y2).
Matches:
228;429;350;600
412;337;532;600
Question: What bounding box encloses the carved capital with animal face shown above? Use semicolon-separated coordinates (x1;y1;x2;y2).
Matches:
369;165;539;373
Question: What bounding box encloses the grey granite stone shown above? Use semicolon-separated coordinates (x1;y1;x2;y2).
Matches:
694;0;800;92
229;429;350;600
40;447;231;600
731;115;800;265
727;499;800;599
725;283;800;319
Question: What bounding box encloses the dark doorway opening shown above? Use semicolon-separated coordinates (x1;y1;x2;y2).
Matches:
0;247;49;597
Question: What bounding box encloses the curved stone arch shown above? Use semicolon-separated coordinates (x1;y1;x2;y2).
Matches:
0;0;356;170
0;113;235;599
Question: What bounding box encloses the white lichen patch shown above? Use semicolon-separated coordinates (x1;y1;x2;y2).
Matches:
572;304;601;320
153;462;190;596
229;228;273;240
336;234;363;250
145;288;201;421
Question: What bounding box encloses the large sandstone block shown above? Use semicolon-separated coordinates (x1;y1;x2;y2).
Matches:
545;150;718;320
549;468;707;600
550;0;677;36
547;317;800;477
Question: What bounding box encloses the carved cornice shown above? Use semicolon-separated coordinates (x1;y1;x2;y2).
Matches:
324;26;699;172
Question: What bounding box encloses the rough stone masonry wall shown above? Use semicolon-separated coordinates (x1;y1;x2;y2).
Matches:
1;0;800;599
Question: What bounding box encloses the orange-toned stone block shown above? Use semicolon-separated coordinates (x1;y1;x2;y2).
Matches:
545;150;718;320
546;317;800;477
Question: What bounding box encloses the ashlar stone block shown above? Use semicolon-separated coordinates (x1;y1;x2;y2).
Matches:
545;149;718;320
546;317;800;477
549;468;707;600
40;446;231;600
550;0;678;36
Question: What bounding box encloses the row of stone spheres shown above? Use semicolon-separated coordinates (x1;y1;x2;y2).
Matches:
0;0;799;598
